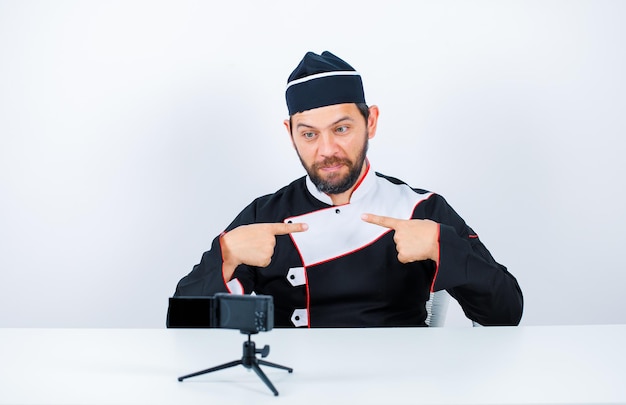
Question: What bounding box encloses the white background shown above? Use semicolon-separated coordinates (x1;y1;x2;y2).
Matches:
1;0;625;328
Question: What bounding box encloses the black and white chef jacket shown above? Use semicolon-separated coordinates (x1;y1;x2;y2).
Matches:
173;164;523;327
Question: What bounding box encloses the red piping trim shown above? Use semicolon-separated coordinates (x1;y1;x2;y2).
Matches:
305;229;393;267
288;231;311;328
305;267;311;328
350;158;370;194
289;192;438;268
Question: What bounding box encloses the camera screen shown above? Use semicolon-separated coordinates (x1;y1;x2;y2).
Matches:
218;294;273;332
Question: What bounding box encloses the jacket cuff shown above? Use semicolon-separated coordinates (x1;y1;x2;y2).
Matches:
431;224;470;291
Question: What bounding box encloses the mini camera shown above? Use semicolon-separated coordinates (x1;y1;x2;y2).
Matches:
167;293;274;333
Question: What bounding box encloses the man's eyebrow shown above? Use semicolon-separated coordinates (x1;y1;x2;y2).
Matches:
295;116;354;130
295;122;315;130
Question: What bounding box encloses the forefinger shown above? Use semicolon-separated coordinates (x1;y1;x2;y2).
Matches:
361;213;401;229
269;222;309;235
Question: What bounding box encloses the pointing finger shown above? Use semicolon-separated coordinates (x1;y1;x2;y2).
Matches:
270;222;309;235
361;213;401;229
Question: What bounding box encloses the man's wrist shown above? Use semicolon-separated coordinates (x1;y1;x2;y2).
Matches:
219;231;239;281
431;221;440;263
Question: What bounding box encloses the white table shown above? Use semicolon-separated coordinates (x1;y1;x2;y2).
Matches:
1;325;624;404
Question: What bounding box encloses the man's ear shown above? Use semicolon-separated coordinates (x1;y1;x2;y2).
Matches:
284;119;296;149
367;105;380;140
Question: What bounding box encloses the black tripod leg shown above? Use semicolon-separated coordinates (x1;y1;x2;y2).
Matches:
257;359;293;373
250;362;279;396
178;360;242;381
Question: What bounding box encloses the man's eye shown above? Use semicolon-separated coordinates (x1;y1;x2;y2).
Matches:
303;132;316;139
336;126;348;133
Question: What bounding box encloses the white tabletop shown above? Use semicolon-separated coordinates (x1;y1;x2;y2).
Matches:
0;325;625;404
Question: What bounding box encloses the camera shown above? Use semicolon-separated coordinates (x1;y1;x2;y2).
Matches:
167;293;274;333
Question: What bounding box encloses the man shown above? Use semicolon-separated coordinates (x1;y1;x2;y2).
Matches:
171;51;523;327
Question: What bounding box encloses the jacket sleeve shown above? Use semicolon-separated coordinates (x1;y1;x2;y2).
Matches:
425;194;524;326
171;203;260;297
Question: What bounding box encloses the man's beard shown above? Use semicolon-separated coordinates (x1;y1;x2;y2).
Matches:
298;138;369;195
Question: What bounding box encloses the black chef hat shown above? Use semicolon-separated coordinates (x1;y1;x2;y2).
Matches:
286;51;366;116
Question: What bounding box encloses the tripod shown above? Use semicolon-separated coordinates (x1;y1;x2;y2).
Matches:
177;332;293;396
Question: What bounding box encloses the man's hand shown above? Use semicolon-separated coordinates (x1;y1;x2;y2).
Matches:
361;213;439;263
220;222;308;281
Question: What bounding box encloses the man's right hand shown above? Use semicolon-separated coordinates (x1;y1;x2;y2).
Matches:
220;222;308;281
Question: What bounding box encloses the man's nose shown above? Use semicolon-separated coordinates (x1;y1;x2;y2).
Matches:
318;132;340;156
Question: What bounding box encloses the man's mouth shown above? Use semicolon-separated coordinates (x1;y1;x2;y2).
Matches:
319;164;344;172
315;158;350;173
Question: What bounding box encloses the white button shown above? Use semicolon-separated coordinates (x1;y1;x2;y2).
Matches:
287;267;306;287
291;309;308;327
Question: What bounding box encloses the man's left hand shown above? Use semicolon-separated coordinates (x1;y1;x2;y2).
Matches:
361;213;440;263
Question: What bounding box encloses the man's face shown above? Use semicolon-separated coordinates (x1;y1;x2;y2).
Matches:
285;103;377;195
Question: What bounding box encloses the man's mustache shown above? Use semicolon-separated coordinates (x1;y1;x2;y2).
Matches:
313;157;352;170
